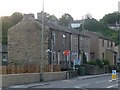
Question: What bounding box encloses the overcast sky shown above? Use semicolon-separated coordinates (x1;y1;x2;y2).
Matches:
0;0;120;20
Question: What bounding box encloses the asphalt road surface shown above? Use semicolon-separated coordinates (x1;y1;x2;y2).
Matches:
7;74;120;89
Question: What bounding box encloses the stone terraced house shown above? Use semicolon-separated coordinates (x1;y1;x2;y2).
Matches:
8;14;90;69
81;30;117;65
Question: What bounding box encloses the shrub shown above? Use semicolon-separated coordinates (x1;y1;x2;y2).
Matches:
102;59;110;65
96;59;104;68
87;60;97;66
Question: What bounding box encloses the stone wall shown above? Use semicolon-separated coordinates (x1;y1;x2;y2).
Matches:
1;72;67;88
8;15;49;66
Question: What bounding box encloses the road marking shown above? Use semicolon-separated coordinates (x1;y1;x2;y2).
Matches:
95;80;106;83
62;80;76;82
74;83;90;88
75;86;80;88
108;80;112;82
107;84;118;88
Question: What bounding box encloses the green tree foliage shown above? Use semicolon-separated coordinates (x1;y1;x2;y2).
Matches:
38;11;58;24
47;14;58;24
80;18;108;32
2;12;23;44
78;15;118;45
10;12;23;26
87;60;97;66
87;59;107;68
58;13;73;27
102;59;110;65
100;12;120;25
96;59;104;68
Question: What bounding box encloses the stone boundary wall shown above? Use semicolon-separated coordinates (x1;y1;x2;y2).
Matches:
1;71;67;88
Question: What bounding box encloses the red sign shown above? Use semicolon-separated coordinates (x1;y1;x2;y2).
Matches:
63;50;70;55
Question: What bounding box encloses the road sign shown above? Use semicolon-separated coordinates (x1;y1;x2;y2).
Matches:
63;50;70;56
112;70;117;80
112;70;116;75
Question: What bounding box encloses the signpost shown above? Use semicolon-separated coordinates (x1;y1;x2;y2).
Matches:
112;70;117;80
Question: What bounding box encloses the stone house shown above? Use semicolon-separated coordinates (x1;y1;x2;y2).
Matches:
70;20;83;29
81;30;117;65
8;14;49;66
79;33;90;62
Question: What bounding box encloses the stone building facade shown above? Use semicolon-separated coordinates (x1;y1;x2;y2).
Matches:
8;14;49;66
81;30;117;65
8;14;90;69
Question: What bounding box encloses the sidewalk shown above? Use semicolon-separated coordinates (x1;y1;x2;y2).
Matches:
8;73;111;88
76;73;111;80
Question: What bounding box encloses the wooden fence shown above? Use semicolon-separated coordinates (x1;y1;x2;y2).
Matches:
0;65;61;74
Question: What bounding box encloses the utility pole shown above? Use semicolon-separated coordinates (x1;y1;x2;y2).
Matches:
118;1;120;63
40;0;44;81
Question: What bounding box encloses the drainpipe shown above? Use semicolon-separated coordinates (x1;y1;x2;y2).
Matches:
69;34;72;68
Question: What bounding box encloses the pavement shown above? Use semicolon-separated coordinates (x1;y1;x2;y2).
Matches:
7;73;112;88
76;73;111;80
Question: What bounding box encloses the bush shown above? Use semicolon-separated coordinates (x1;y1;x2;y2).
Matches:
102;59;110;65
87;60;97;66
87;59;105;68
96;59;104;68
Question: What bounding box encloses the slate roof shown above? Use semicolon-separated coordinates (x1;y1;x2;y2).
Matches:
37;20;89;37
94;32;114;41
81;30;114;41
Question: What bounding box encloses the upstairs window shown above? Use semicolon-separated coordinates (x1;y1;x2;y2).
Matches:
107;40;109;47
52;32;55;42
102;39;104;47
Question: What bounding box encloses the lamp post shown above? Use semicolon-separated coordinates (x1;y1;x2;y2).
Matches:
118;1;120;64
40;0;44;81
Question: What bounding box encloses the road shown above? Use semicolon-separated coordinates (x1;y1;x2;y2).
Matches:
7;74;120;89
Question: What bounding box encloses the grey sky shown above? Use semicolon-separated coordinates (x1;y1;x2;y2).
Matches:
0;0;120;20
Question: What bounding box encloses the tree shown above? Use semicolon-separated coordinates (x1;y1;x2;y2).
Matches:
37;11;58;24
2;16;12;44
2;12;23;44
102;59;110;65
78;16;118;45
10;12;23;26
58;13;73;27
79;18;108;32
100;12;120;25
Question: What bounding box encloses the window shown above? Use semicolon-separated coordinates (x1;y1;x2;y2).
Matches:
107;40;109;47
102;39;104;47
52;33;55;42
102;53;104;59
52;52;56;64
2;53;7;61
63;34;66;45
90;52;95;58
74;35;77;39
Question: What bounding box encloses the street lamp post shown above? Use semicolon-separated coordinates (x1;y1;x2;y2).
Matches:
118;1;120;63
40;0;44;81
